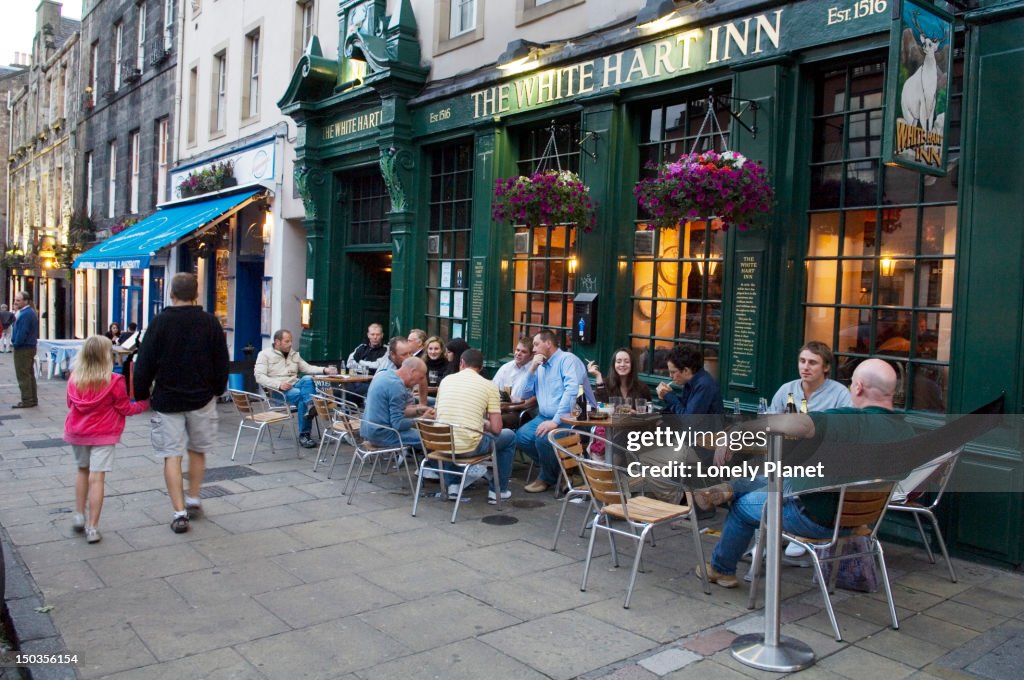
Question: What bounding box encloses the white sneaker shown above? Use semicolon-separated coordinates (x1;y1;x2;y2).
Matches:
72;512;86;533
487;489;512;504
447;484;462;499
419;467;440;480
785;542;807;558
85;527;102;544
464;464;487;485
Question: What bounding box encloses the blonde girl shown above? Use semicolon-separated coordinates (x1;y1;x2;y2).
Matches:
64;335;149;543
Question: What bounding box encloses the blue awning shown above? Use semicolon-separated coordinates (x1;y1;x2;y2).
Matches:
73;189;262;269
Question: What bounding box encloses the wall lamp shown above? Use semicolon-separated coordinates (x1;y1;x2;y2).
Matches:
497;39;549;71
300;298;313;329
636;0;712;30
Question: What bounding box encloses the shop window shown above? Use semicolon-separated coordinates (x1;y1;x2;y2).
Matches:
426;140;473;340
803;55;962;412
508;119;581;348
434;0;483;55
348;170;391;245
631;93;731;378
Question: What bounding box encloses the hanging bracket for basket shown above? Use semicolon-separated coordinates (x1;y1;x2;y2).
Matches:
710;90;760;139
578;130;600;161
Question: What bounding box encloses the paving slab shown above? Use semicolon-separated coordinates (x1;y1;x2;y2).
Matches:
355;637;548;680
479;610;657;680
100;646;268;680
164;558;304;606
255;574;402;629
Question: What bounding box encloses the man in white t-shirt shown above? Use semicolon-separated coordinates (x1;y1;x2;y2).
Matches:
491;337;537;429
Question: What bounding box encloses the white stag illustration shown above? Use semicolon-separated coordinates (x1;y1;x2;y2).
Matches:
900;11;946;134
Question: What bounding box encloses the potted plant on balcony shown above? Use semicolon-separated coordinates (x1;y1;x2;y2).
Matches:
492;170;596;232
634;150;775;231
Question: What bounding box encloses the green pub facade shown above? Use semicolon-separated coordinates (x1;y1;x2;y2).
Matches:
280;0;1024;566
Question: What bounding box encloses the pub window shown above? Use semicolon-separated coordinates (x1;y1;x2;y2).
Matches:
426;140;473;340
509;119;581;348
632;92;731;378
803;54;962;412
348;170;391;245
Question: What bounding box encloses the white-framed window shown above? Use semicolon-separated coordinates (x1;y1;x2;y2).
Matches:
245;30;260;119
163;0;175;51
212;52;227;132
108;141;117;218
187;66;198;144
450;0;476;38
136;2;147;72
89;42;98;94
85;151;93;217
55;167;63;227
113;22;123;90
301;1;314;49
156;118;169;202
129;131;140;214
75;271;86;339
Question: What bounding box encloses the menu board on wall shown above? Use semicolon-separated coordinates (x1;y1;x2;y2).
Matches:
729;250;762;389
467;257;486;344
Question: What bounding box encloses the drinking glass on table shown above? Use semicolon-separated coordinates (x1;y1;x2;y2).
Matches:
634;398;647;414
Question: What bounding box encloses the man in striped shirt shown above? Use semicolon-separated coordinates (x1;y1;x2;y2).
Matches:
434;349;515;503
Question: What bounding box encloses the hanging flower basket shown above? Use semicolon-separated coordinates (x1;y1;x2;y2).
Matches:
492;170;596;232
634;150;775;231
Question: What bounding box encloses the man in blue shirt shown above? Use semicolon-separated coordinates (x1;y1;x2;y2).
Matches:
656;344;724;418
361;357;434;449
516;330;596;493
11;291;38;408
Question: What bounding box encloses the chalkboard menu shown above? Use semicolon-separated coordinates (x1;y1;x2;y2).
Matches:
468;257;486;344
730;251;762;388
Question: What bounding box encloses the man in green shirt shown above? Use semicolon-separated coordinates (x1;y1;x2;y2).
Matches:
700;359;914;588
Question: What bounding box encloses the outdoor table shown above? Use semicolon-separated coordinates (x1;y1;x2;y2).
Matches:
321;374;373;384
730;430;815;672
36;339;86;379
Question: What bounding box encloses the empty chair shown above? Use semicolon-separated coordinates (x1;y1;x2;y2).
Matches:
549;431;597;551
554;428;708;608
336;414;413;504
310;393;359;473
747;481;900;641
228;389;299;464
888;446;963;582
413;420;500;523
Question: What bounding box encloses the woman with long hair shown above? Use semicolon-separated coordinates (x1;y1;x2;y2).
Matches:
424;336;448;388
587;347;652;404
443;338;470;379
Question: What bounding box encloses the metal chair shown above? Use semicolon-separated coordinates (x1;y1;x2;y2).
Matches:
263;384;321;439
228;389;299;464
336;415;414;504
548;431;598;551
413;420;501;523
555;428;708;608
747;481;900;641
888;446;963;582
309;393;358;473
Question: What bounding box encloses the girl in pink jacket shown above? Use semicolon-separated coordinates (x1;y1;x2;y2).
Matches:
64;335;149;543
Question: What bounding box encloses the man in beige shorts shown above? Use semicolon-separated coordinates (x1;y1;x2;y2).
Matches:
134;273;229;533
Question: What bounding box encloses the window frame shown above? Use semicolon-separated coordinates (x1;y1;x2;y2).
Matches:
163;0;175;52
516;0;583;26
243;28;261;123
211;51;227;136
129;130;141;214
107;140;117;219
136;2;146;73
434;0;484;56
113;21;123;91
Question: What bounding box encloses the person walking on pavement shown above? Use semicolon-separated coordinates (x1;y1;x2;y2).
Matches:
0;303;15;353
11;291;39;408
133;273;229;534
64;335;150;543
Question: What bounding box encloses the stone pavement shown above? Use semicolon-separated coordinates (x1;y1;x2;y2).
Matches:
1;354;1023;680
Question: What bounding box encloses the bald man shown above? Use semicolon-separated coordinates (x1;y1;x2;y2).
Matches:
360;357;435;449
700;359;914;588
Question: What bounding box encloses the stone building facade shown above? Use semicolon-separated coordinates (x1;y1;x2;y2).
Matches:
71;0;180;337
1;65;30;301
6;1;80;339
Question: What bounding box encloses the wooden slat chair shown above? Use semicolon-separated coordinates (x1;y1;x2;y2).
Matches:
228;389;299;464
747;481;900;641
549;431;598;551
558;429;707;608
887;446;963;582
336;415;414;504
309;393;360;473
412;420;500;523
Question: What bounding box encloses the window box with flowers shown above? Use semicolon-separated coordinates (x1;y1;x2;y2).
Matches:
634;150;775;231
177;161;236;198
492;170;596;232
110;216;140;236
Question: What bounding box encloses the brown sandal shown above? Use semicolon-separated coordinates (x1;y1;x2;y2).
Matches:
694;483;734;512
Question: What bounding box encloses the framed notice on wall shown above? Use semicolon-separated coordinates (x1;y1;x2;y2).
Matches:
882;0;953;176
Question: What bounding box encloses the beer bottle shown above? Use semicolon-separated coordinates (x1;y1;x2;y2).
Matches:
800;398;808;414
785;392;797;413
